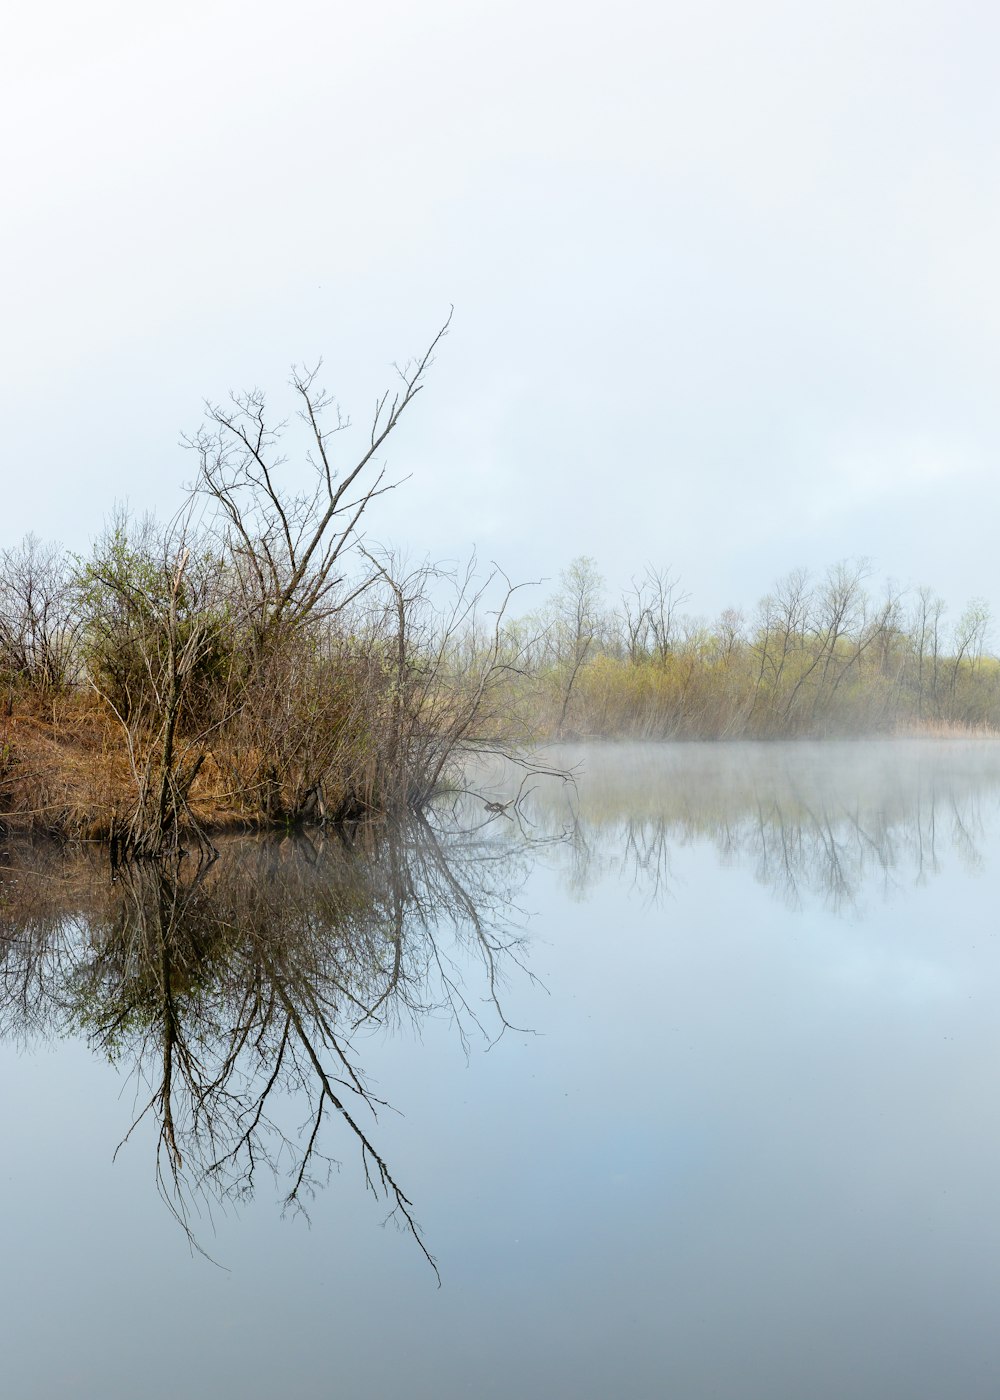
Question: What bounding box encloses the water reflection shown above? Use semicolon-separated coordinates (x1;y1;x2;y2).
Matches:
4;742;999;1275
0;818;529;1273
6;744;1000;1397
497;740;1000;911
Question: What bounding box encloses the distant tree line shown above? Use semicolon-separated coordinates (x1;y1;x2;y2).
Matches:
522;555;997;740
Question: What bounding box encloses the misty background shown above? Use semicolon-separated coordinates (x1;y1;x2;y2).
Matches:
3;0;997;626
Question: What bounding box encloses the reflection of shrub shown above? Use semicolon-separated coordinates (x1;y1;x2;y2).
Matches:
0;822;521;1273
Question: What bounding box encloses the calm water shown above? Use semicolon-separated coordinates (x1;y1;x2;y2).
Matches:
3;740;1000;1398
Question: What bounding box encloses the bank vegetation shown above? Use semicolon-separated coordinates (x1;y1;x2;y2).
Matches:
0;319;533;854
1;331;997;854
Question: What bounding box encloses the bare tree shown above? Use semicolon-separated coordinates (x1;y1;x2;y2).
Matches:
551;556;605;738
187;314;452;658
620;564;690;667
910;585;947;720
0;534;80;698
950;598;991;719
748;567;811;731
356;548;543;801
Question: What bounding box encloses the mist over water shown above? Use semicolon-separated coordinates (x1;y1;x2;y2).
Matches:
3;740;1000;1398
511;739;1000;908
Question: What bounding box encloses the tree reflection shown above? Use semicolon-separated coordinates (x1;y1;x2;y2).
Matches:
511;742;1000;911
0;818;530;1276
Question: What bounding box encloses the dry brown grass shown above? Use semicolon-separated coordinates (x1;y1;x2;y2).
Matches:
0;684;416;841
3;698;126;837
894;718;1000;740
1;695;264;838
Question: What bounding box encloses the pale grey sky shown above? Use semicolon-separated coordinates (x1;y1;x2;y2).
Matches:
3;0;998;626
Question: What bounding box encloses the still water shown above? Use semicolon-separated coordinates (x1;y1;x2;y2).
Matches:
3;740;1000;1398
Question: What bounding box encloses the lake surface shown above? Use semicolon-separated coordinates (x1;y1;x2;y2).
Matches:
3;740;1000;1398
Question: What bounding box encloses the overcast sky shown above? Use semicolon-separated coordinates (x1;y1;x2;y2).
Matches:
3;0;998;626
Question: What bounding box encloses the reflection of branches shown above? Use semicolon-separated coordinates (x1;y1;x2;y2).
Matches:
948;792;985;872
0;819;535;1277
511;744;1000;912
620;817;674;903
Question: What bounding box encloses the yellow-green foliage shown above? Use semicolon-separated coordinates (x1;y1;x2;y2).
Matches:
533;632;1000;741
